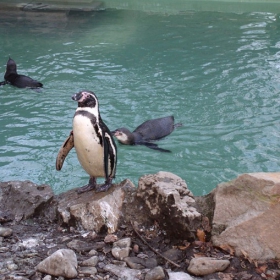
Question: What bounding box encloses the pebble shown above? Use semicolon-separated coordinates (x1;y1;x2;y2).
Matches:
187;257;230;276
66;239;94;252
104;263;142;280
88;249;98;256
169;271;198;280
162;248;183;262
80;255;99;267
79;266;97;276
111;237;131;260
125;256;157;269
0;227;13;237
145;266;165;280
104;234;118;243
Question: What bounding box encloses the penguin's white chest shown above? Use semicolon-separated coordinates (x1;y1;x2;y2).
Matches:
73;115;105;177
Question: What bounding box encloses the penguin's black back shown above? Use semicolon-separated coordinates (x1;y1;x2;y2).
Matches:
4;58;43;89
133;116;175;143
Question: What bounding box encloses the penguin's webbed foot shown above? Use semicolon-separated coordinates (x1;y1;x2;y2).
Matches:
77;177;96;194
95;178;113;192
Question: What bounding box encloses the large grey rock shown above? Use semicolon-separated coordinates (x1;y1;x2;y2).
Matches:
36;249;77;278
137;171;201;240
0;181;54;221
56;179;136;233
211;172;280;260
187;257;230;276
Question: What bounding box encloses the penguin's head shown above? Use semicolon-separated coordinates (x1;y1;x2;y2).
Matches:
72;90;98;108
111;128;134;144
5;57;17;74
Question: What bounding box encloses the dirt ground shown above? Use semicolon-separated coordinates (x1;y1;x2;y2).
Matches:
1;215;280;280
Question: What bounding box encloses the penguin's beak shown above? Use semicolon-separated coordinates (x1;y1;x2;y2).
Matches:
72;92;83;101
111;130;117;135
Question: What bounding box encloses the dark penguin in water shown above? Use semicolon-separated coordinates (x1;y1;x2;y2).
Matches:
56;90;117;193
112;116;182;153
2;57;43;89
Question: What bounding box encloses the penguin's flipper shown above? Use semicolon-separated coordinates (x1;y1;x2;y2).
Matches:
56;131;74;171
138;142;171;153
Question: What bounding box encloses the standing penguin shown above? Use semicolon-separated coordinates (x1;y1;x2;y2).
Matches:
3;57;43;89
56;90;117;193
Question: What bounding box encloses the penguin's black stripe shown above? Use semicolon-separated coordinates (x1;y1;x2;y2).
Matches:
74;110;103;145
94;125;103;147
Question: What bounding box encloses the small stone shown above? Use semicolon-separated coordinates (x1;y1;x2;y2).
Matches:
0;227;13;237
137;253;149;259
162;248;183;262
79;266;97;276
104;263;142;280
20;237;40;248
187;257;230;276
133;244;139;253
80;256;99;267
169;271;194;280
88;249;98;256
42;276;52;280
104;234;118;243
6;260;18;270
67;239;94;252
125;257;145;269
112;237;131;260
125;257;157;269
145;266;165;280
0;247;9;253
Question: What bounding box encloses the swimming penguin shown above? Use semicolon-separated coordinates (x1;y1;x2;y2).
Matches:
3;57;43;89
56;90;117;194
112;116;182;153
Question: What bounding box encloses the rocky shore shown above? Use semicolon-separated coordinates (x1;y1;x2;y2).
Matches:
0;171;280;280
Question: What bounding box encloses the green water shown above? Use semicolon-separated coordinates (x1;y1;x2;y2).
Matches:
0;6;280;195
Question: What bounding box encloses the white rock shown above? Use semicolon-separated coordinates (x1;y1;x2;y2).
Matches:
36;249;77;278
112;237;131;260
42;276;52;280
20;237;40;248
104;263;142;280
187;257;230;276
169;271;199;280
0;227;13;237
